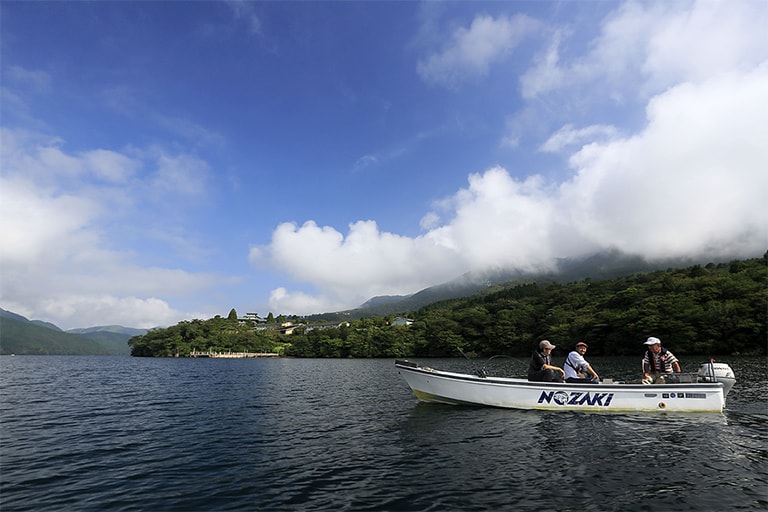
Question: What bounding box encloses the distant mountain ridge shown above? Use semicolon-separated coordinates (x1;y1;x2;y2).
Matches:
0;309;145;355
357;295;413;309
68;325;148;337
305;250;708;321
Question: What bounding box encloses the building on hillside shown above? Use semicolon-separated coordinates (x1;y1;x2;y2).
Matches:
304;321;350;333
239;312;266;325
236;316;351;335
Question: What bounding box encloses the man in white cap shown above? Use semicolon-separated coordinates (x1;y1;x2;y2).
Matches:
642;336;681;384
528;340;565;382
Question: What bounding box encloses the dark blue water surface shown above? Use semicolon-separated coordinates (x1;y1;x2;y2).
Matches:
1;356;766;511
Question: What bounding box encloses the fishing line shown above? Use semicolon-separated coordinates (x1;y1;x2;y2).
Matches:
455;347;522;378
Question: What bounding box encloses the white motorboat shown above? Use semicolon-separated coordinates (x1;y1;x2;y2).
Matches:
395;360;736;413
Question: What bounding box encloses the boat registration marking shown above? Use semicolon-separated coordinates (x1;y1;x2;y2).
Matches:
663;392;707;399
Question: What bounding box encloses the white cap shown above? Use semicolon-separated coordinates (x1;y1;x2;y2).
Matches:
644;336;661;345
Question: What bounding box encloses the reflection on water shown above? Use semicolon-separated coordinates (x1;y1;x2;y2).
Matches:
0;355;765;511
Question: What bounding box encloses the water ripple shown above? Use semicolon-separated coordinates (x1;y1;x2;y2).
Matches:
1;356;766;511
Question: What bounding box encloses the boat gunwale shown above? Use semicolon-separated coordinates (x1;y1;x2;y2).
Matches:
394;361;726;392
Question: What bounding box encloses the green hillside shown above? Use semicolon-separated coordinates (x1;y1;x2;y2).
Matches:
0;315;111;355
76;331;133;355
67;326;146;355
0;310;137;355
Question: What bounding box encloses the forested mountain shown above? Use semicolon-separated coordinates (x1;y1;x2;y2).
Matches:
67;326;147;355
304;250;702;322
0;313;110;355
0;310;140;355
128;255;767;358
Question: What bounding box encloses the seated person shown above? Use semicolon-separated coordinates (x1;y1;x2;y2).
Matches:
528;340;565;383
642;337;682;384
564;341;600;384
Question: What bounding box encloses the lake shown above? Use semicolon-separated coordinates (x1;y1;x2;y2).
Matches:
1;355;766;511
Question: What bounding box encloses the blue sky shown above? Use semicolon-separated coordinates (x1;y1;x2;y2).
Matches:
2;1;767;330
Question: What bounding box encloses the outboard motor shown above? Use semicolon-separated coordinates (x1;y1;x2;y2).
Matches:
697;361;736;396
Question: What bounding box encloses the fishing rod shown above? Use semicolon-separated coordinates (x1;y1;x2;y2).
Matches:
455;346;487;377
455;346;518;378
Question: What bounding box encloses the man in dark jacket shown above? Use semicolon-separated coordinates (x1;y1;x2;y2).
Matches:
528;340;565;382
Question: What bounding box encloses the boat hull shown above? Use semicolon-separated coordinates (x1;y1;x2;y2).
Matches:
395;361;727;413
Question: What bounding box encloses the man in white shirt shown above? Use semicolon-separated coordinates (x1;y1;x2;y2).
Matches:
564;341;600;384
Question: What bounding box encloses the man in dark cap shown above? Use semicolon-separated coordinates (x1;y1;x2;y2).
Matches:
564;341;600;384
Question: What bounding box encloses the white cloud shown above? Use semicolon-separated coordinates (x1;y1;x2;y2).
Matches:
1;129;139;186
559;64;768;259
540;124;619;153
641;0;768;90
431;168;557;272
419;211;440;230
0;128;227;329
521;0;768;101
519;31;565;99
260;219;463;288
0;177;99;265
418;14;538;88
249;219;466;315
36;296;186;331
82;149;140;184
268;288;347;317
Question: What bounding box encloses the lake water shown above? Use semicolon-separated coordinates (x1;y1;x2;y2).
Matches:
1;355;766;511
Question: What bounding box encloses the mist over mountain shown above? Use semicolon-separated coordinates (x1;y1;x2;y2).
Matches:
357;295;413;309
306;250;710;321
